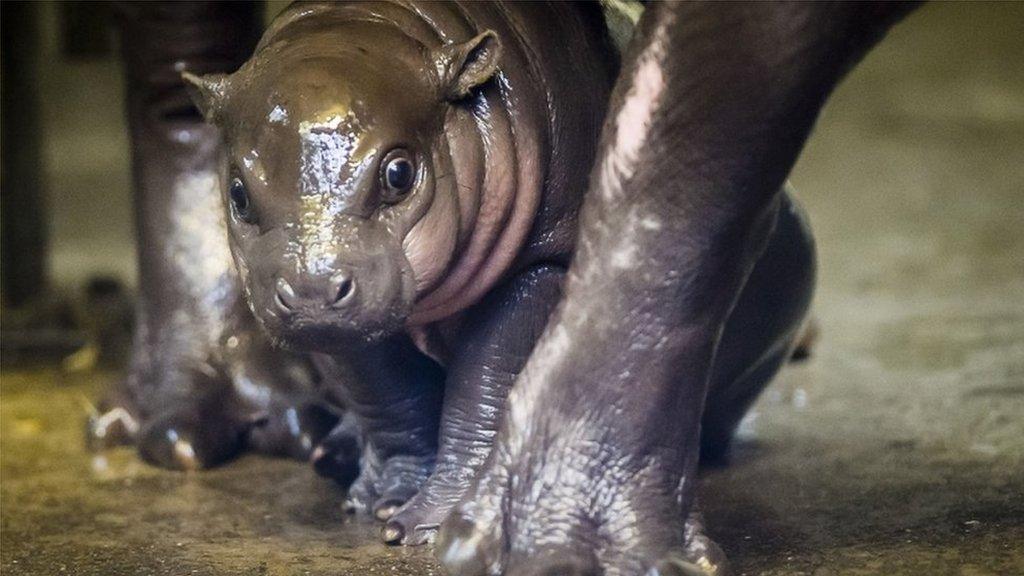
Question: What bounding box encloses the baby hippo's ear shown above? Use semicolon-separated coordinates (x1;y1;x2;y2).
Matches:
435;30;502;102
181;71;229;123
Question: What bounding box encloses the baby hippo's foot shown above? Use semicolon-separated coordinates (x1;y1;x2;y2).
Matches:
344;445;435;522
382;464;475;545
435;420;726;576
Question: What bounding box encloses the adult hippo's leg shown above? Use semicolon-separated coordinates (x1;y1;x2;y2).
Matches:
437;191;812;575
699;190;817;463
437;2;918;575
383;265;565;546
89;1;341;470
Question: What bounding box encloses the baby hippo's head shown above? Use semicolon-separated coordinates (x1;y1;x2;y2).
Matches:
184;25;500;350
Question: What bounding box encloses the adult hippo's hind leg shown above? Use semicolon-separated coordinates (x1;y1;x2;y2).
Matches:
89;1;341;470
383;265;565;546
700;191;816;463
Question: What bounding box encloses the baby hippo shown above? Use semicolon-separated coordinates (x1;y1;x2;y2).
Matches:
184;0;620;545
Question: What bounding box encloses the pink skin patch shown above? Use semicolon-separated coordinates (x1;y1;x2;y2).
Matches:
402;148;461;296
600;19;669;202
408;63;547;325
444;108;485;250
407;89;522;325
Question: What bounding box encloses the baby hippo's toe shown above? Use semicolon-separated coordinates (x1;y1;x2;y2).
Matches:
381;508;440;546
381;504;442;545
344;452;434;523
381;468;477;545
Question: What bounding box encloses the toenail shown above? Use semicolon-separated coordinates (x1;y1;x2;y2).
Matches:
173;439;199;471
436;516;489;574
87;407;139;449
375;504;399;521
249;412;270;427
414;526;439;545
381;521;404;544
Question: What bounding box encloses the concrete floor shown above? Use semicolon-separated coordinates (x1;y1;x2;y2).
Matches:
2;2;1023;575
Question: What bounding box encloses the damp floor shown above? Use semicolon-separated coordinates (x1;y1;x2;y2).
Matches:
2;3;1022;575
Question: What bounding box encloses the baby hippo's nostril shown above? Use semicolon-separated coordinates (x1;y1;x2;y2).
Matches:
275;277;299;313
329;273;355;308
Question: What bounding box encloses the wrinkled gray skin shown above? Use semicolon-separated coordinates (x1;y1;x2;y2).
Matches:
88;2;346;472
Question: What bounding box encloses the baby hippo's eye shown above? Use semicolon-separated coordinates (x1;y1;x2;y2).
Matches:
229;176;256;224
380;149;417;204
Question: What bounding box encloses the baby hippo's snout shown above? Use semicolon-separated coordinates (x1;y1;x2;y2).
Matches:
255;233;417;349
274;273;355;314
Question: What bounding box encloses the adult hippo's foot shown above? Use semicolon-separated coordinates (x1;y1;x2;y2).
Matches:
440;474;726;576
89;317;343;471
383;266;565;546
436;413;723;576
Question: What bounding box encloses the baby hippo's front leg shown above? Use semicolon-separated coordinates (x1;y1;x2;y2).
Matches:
384;265;565;545
312;338;444;521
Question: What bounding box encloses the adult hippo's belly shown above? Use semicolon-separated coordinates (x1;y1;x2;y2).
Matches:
183;0;620;547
